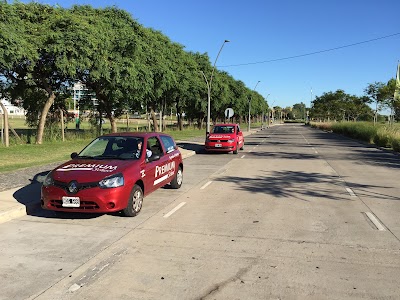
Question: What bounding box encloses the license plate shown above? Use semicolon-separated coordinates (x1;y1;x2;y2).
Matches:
62;196;80;207
215;144;222;147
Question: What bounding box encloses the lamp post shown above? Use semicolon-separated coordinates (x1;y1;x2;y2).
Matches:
261;93;270;129
267;99;276;128
202;39;230;135
248;80;260;132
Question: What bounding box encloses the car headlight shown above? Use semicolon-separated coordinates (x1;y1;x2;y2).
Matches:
227;139;235;143
42;172;54;187
99;173;124;189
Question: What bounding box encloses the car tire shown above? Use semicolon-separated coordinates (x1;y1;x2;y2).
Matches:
170;166;183;189
240;144;244;150
122;184;143;217
233;144;238;154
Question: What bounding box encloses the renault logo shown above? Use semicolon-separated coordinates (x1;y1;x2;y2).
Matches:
68;181;78;194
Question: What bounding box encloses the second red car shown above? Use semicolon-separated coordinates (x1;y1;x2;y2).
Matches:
205;123;244;154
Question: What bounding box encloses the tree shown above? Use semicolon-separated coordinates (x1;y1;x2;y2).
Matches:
1;3;96;144
73;6;150;133
364;82;386;126
0;81;9;146
379;78;399;123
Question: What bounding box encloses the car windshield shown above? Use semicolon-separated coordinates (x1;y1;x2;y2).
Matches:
78;136;144;160
212;126;235;134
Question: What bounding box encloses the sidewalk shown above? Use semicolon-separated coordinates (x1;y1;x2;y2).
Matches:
0;129;260;224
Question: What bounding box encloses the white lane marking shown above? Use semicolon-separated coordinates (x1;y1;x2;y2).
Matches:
248;150;252;153
69;283;81;292
365;212;386;231
346;187;357;197
163;202;186;218
241;155;245;158
200;181;213;190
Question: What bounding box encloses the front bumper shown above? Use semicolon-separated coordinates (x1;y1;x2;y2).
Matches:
205;142;236;152
41;185;130;213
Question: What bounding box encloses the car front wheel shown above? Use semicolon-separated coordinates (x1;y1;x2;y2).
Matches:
170;167;183;189
233;143;239;154
122;184;143;217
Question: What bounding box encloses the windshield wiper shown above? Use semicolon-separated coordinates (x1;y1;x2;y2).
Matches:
95;154;122;159
76;155;94;159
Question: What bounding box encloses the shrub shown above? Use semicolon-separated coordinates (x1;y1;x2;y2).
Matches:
389;129;400;152
374;127;391;148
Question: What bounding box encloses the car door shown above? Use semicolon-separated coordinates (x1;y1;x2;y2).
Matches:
144;136;169;193
159;134;181;183
236;125;244;148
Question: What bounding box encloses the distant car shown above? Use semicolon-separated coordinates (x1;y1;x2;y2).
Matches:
205;123;244;154
41;132;183;217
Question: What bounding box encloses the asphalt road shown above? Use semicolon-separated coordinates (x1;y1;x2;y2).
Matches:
1;124;400;300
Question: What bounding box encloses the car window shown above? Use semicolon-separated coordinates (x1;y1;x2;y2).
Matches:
212;126;234;133
147;137;164;157
160;135;177;153
79;137;143;159
80;138;108;157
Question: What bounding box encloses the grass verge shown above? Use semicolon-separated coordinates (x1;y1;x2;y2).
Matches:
311;121;400;153
0;128;205;173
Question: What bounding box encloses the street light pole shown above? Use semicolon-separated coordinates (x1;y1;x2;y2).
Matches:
205;39;230;135
261;93;270;129
248;80;260;132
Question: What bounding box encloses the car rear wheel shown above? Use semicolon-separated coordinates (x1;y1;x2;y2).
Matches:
170;167;183;189
122;184;143;217
240;143;244;150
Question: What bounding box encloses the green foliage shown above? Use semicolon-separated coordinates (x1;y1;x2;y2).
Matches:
331;122;377;143
311;90;373;122
0;1;270;136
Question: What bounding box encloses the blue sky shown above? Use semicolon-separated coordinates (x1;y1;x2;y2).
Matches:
20;0;400;110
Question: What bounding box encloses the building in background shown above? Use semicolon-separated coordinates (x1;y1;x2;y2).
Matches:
71;81;98;118
0;99;25;116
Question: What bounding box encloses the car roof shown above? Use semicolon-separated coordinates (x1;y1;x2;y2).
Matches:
100;132;173;138
213;123;238;127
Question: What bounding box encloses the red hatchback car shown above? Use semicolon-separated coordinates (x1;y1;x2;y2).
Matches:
205;123;244;154
41;132;183;217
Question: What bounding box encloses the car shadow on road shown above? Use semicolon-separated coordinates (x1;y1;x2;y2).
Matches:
13;170;101;219
177;142;205;154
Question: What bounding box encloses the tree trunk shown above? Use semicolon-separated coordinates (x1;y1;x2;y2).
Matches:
36;91;56;145
150;107;159;132
0;101;9;147
176;106;183;131
60;109;65;142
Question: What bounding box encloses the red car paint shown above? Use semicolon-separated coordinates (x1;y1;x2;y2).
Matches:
204;123;244;154
41;132;183;216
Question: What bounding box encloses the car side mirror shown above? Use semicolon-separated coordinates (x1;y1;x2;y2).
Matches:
147;154;160;162
71;152;78;159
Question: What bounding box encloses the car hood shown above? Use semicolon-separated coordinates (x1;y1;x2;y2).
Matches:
51;158;136;183
208;133;235;140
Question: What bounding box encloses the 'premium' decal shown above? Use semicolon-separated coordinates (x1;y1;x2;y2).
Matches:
57;163;118;173
154;161;176;185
